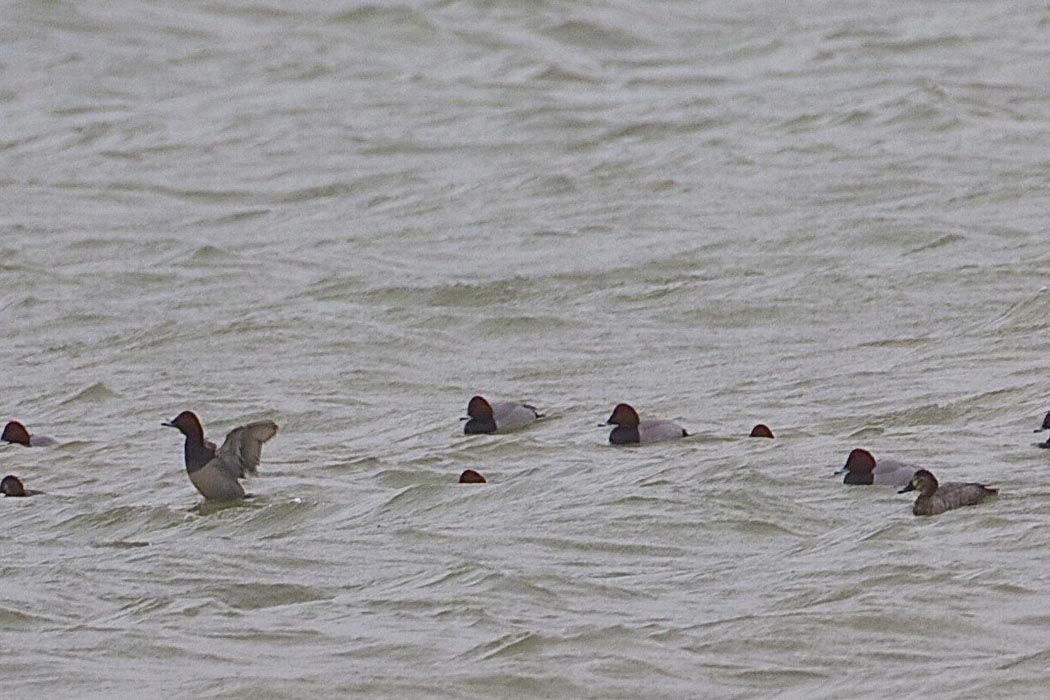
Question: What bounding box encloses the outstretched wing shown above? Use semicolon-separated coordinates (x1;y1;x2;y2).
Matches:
210;420;279;480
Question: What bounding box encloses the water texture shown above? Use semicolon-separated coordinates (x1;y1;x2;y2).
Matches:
3;1;1050;698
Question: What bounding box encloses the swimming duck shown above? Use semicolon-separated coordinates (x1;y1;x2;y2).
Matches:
1034;411;1050;448
1;421;58;447
1;475;41;497
749;424;775;438
836;448;917;487
463;396;541;434
604;403;687;445
163;411;278;501
898;469;997;516
459;469;486;483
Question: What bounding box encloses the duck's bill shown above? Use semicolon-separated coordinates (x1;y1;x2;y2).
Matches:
161;421;175;428
833;464;848;475
898;483;916;494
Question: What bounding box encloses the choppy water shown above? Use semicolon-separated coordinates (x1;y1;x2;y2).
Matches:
4;1;1050;697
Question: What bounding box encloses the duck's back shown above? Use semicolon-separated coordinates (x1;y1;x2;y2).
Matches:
214;420;279;479
491;402;539;431
916;482;998;515
637;419;687;444
872;458;918;487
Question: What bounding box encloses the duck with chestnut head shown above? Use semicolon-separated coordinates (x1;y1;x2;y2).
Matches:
604;403;687;445
1;475;42;497
163;411;278;501
1;421;58;447
835;448;917;487
462;396;541;434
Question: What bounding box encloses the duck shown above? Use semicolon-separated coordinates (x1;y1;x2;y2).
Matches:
1;475;42;497
1034;411;1050;448
749;424;775;438
835;448;917;487
458;469;486;483
463;396;541;434
604;403;687;445
163;411;278;501
898;469;997;516
1;421;58;447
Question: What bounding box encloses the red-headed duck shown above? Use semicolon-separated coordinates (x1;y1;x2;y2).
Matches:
1;475;42;497
836;448;917;487
463;396;541;434
604;403;687;445
1034;411;1050;448
163;411;278;501
1;421;58;447
458;469;486;483
749;424;774;438
898;469;997;516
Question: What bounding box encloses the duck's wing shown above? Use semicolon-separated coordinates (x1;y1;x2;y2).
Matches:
873;458;918;487
939;482;998;509
638;419;688;443
492;402;541;430
520;403;542;418
211;420;278;479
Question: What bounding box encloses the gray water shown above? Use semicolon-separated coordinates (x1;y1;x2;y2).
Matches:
4;1;1050;697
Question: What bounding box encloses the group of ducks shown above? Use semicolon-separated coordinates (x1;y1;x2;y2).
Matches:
3;397;1041;516
835;448;998;516
466;396;1002;517
464;396;689;444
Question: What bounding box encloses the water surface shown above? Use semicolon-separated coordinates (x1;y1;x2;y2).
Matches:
3;1;1050;698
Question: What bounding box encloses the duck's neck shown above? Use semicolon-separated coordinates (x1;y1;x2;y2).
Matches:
464;416;497;434
183;435;215;472
913;495;933;516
